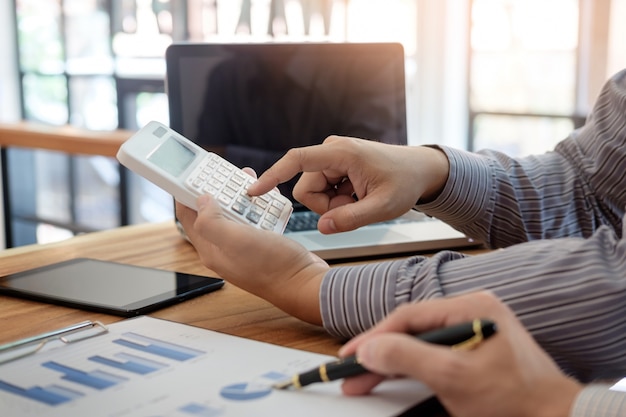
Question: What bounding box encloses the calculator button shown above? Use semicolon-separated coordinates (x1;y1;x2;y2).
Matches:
222;187;236;198
257;194;271;203
268;206;281;217
272;200;285;210
231;202;246;215
261;220;274;230
217;166;232;176
246;211;261;224
226;180;240;191
265;213;278;225
218;194;232;206
209;178;222;188
249;206;264;216
254;198;268;209
236;196;251;207
202;184;218;195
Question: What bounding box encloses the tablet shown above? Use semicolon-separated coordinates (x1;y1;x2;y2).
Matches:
0;258;224;316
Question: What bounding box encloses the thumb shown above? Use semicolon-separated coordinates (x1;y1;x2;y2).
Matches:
194;194;232;236
196;194;223;217
319;195;390;233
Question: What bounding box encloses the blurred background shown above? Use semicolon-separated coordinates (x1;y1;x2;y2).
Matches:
0;0;624;248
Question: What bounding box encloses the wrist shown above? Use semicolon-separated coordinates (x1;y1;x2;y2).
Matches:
268;253;327;326
533;377;582;417
417;145;450;203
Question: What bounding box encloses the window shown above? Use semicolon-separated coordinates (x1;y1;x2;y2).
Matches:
7;0;419;247
468;0;625;155
6;0;624;247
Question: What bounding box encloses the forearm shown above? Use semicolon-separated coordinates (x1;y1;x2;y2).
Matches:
320;223;626;381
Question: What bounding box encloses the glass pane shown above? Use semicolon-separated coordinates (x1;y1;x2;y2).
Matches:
16;0;64;73
37;224;74;244
607;0;626;78
35;151;72;223
200;0;416;51
127;174;174;224
473;114;574;156
64;0;114;75
69;77;118;130
111;0;173;57
124;90;173;224
471;52;577;114
470;0;578;115
74;156;121;230
23;74;68;124
346;0;417;53
135;91;169;127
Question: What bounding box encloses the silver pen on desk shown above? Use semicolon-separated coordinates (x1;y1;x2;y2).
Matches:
0;320;108;364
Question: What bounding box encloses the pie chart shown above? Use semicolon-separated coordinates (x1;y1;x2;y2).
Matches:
219;382;272;401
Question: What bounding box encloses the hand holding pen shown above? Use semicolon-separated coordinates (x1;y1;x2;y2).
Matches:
335;292;583;417
274;318;496;390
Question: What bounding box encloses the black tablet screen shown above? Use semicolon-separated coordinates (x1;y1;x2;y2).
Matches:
0;258;224;316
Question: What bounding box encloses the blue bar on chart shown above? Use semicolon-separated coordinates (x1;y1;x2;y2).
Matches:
178;402;223;417
113;332;205;361
0;379;83;406
42;361;127;390
89;352;168;375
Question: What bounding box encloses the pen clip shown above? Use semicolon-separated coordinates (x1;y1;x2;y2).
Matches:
0;320;108;365
451;318;485;351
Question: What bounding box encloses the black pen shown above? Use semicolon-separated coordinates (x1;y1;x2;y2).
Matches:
273;318;497;390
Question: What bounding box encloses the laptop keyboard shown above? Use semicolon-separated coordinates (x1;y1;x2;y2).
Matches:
285;210;429;233
285;211;321;232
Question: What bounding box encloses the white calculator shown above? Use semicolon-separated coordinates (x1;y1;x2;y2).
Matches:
117;121;293;234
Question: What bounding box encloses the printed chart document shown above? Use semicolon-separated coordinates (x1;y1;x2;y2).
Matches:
0;316;433;416
611;378;626;392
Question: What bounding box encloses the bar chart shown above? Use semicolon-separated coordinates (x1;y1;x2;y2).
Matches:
0;328;206;408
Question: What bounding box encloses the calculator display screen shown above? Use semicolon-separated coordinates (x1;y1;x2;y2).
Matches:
149;136;196;177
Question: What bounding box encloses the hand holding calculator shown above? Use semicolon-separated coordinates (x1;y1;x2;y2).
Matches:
117;121;293;234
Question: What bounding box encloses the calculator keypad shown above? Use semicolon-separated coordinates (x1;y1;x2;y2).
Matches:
185;153;292;233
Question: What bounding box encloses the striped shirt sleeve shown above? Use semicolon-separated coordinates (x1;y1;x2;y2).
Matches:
320;69;626;384
417;69;626;248
570;385;626;417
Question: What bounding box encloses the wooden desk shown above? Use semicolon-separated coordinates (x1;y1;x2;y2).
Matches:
0;221;472;416
0;221;342;356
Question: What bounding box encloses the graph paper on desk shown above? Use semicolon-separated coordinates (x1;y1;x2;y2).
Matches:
0;316;432;417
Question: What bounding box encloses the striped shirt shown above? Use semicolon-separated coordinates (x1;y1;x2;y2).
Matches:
320;69;626;416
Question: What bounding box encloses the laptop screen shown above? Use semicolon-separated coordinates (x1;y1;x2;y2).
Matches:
165;42;407;208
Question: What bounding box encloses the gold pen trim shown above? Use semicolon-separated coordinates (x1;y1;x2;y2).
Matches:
320;363;330;382
292;374;302;389
451;318;484;351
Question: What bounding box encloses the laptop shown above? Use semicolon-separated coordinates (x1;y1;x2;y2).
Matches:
165;42;478;260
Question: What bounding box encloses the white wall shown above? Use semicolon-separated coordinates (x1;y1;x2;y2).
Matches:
0;0;21;249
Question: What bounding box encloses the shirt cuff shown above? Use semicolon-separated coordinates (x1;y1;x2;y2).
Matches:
319;260;404;339
570;384;626;417
415;146;494;227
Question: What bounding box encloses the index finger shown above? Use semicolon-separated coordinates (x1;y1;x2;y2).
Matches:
247;141;347;196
